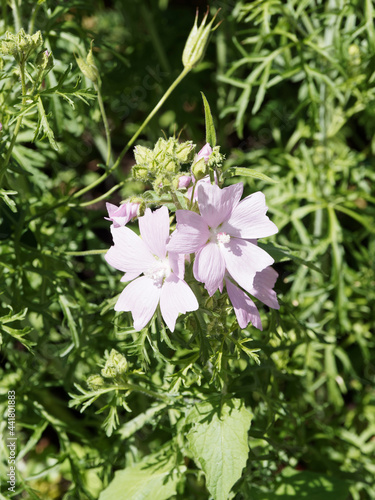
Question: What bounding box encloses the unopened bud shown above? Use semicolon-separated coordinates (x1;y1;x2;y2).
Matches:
87;374;104;390
192;157;208;180
196;142;212;163
134;145;153;165
177;175;192;189
75;41;99;83
36;49;54;72
182;9;221;70
132;165;149;181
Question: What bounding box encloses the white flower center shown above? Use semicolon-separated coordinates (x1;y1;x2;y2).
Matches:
209;228;231;245
144;258;171;287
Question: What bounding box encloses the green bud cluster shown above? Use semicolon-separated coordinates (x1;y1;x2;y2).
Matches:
1;29;43;64
101;349;128;379
132;137;195;194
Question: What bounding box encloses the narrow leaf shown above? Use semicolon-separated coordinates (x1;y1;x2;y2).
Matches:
201;92;217;147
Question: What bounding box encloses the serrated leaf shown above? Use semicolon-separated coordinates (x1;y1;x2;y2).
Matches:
98;451;183;500
223;166;277;183
201;92;216;147
186;398;252;500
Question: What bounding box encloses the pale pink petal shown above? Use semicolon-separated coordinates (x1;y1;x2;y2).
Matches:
186;173;218;203
197;182;243;228
196;143;212;162
193;242;226;296
105;226;155;274
249;267;279;309
221;192;278;239
226;278;262;330
221;238;274;294
167;211;209;254
160;274;199;331
120;271;141;282
115;276;161;331
105;202;139;227
168;252;185;280
139;206;170;259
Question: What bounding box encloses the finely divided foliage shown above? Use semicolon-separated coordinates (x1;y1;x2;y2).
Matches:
1;1;374;499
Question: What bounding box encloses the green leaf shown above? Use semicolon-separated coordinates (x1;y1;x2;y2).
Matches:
98;450;183;500
35;97;59;151
201;92;216;147
223;166;277;183
250;467;350;499
186;398;252;500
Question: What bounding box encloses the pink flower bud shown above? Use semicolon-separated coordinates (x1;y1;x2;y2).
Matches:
178;175;192;189
195;143;212;163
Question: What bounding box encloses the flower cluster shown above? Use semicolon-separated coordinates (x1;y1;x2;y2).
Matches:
105;143;279;332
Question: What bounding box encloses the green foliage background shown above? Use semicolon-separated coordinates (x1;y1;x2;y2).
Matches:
1;0;374;499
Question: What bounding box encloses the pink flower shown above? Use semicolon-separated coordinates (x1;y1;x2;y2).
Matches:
167;182;278;296
105;206;198;332
105;202;139;228
186;171;218;203
178;175;192;189
225;267;279;330
195;143;212;163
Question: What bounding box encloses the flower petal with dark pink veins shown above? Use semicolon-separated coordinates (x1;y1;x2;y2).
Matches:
114;276;162;331
193;242;226;296
160;274;199;331
221;191;278;239
221;238;274;294
226;278;262;330
197;182;243;228
139;206;169;259
105;226;155;276
167;210;210;254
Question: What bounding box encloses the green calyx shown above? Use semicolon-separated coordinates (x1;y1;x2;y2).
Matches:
101;349;128;378
182;9;221;70
75;41;99;83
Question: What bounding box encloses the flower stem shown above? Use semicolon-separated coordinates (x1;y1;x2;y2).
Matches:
28;2;41;34
0;62;27;187
95;82;112;167
71;66;191;202
11;0;21;33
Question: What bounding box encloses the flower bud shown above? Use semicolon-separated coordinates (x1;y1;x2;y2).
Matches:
182;9;221;70
87;374;105;390
36;49;54;72
196;142;212;163
192;157;209;180
134;144;153;165
101;349;128;378
177;174;192;189
75;41;99;83
175;141;195;163
132;165;149;181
